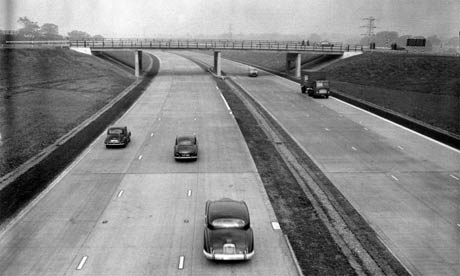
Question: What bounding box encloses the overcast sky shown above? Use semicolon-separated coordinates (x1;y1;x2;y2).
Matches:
2;0;460;38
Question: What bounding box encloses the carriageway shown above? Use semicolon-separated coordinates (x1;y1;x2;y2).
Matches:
7;39;363;77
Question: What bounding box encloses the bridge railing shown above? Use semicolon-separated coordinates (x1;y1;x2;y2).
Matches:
4;39;364;52
70;39;363;52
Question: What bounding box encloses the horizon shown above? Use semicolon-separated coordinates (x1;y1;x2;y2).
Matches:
1;0;460;40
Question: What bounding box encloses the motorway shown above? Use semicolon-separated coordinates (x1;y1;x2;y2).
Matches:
182;51;460;276
0;52;299;275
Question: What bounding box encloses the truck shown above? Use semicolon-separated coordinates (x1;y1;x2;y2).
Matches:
300;70;330;98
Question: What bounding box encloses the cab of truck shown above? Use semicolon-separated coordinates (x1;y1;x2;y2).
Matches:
300;70;330;98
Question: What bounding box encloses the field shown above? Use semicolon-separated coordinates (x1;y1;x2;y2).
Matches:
0;48;136;177
220;50;460;136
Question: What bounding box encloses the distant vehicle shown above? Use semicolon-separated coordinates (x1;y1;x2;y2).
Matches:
248;67;258;77
174;135;198;160
203;198;254;261
300;70;330;98
104;126;131;148
319;41;334;47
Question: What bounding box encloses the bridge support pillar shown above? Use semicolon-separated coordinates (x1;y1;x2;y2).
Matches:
286;53;301;78
213;51;221;76
135;50;143;77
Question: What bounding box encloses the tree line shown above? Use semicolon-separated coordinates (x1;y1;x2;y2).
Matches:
1;17;104;42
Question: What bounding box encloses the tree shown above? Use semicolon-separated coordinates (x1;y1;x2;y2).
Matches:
40;23;63;40
92;34;105;41
68;30;91;40
427;35;441;46
17;16;40;39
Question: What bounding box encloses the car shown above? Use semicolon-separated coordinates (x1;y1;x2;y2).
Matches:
203;198;254;261
248;67;258;77
104;126;131;148
174;135;198;160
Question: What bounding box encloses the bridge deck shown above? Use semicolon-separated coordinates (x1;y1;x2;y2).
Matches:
6;39;362;54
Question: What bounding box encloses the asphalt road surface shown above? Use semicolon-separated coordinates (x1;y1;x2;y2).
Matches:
183;51;460;276
0;51;299;276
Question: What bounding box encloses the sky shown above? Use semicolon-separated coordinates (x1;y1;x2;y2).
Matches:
1;0;460;39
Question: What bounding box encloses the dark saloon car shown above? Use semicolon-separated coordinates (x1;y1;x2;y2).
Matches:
104;126;131;148
174;135;198;160
203;198;254;261
248;67;258;77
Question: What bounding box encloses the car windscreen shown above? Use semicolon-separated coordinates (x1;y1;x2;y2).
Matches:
211;218;246;229
108;129;123;135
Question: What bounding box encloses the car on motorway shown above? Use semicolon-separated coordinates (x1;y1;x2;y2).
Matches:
203;198;254;261
174;135;198;160
248;67;258;77
104;126;131;148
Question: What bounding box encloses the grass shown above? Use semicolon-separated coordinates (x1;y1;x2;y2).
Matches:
0;48;136;177
216;50;460;136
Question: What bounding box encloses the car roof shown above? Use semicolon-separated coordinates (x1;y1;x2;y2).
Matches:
208;198;249;222
176;135;195;140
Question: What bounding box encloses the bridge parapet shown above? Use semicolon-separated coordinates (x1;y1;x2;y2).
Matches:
5;39;363;54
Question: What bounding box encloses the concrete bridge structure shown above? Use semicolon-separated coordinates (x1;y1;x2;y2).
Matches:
6;39;363;77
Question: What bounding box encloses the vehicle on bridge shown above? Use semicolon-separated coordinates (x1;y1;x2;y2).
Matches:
104;126;131;148
248;67;258;77
174;135;198;160
203;198;254;261
300;70;330;98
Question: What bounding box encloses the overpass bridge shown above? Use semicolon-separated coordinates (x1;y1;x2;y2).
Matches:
6;39;363;77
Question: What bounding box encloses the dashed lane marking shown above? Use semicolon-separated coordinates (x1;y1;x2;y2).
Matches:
76;256;88;270
450;174;459;181
271;222;281;230
117;190;124;198
138;155;143;160
391;175;399;181
187;190;192;197
178;256;185;270
351;146;357;151
398;146;404;150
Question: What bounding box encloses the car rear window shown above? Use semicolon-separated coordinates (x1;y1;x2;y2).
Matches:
178;138;194;145
211;218;246;228
108;129;123;134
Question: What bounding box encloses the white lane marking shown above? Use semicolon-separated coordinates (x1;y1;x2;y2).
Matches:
457;223;460;228
117;190;124;198
76;256;88;270
398;146;404;150
364;127;369;131
351;146;357;151
138;155;143;160
391;175;399;181
150;133;154;137
271;222;281;230
216;86;219;90
178;256;185;270
325;128;330;131
0;136;100;239
450;174;459;181
219;93;231;111
194;118;197;121
187;190;192;197
332;97;460;153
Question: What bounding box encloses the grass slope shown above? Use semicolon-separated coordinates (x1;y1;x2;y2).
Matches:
217;50;460;136
0;48;136;177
